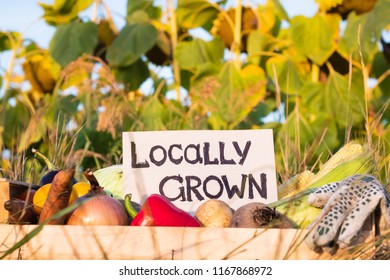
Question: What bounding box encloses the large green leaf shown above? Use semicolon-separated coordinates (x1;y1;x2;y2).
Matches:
205;62;267;129
112;59;150;91
300;71;365;128
106;23;158;67
49;21;98;67
42;94;80;130
277;109;339;163
127;0;161;20
257;0;288;34
266;55;309;94
247;31;274;65
339;0;390;64
177;0;220;29
39;0;94;25
300;81;326;115
175;38;225;71
324;70;365;127
290;14;340;65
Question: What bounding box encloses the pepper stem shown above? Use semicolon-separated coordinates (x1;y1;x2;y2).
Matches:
124;193;138;219
32;148;56;171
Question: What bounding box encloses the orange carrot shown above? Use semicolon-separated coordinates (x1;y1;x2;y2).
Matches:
38;167;75;225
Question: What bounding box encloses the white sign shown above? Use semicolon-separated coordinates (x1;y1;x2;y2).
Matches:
123;130;277;212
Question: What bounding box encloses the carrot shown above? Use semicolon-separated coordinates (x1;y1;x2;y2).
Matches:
38;167;75;225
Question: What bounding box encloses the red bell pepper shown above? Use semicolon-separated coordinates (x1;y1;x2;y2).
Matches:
124;193;200;227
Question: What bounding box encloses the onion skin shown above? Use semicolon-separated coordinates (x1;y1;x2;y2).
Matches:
66;195;128;226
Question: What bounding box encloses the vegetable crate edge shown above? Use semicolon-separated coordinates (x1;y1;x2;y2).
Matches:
0;178;330;260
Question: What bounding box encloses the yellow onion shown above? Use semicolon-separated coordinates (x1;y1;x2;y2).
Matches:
66;195;128;226
66;169;128;226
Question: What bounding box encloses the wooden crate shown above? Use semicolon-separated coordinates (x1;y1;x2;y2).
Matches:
0;224;324;260
0;179;371;260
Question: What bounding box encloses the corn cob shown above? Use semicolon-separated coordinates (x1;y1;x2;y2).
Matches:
273;146;375;229
277;170;316;199
310;141;364;185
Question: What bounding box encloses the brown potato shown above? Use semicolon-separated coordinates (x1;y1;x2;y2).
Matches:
195;199;234;227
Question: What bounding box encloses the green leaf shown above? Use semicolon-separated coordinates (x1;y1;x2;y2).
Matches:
205;62;267;129
106;23;158;67
339;14;376;64
177;0;220;29
18;118;47;153
372;52;390;99
290;14;340;65
257;0;288;34
266;56;308;94
112;59;150;91
49;21;98;67
1;98;31;149
42;94;80;130
270;0;289;21
339;1;390;64
300;81;326;115
39;0;94;25
324;70;365;127
175;38;225;71
247;31;274;65
192;62;221;82
0;31;21;51
127;10;151;24
278;109;339;162
300;71;365;128
139;96;167;130
127;0;162;20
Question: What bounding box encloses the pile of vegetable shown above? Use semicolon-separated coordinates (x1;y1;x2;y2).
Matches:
2;142;378;231
2;148;294;229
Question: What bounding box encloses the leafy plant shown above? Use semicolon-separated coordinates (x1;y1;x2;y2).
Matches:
0;0;389;186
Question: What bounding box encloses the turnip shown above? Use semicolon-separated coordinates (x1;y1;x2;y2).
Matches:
195;199;234;227
230;202;295;228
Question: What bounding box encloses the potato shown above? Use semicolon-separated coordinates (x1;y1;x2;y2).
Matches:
195;199;234;227
230;202;295;228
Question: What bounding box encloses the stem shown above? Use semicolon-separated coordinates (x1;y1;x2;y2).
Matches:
124;194;138;219
357;24;372;148
32;148;56;171
168;0;181;101
3;32;20;93
83;169;104;194
311;64;319;82
233;0;242;68
91;0;101;23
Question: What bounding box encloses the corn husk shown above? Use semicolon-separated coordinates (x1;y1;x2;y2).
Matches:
273;143;375;228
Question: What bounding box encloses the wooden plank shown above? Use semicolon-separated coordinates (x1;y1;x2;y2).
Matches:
0;225;325;260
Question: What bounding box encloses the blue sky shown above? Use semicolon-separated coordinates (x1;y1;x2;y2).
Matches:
0;0;319;96
0;0;318;47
